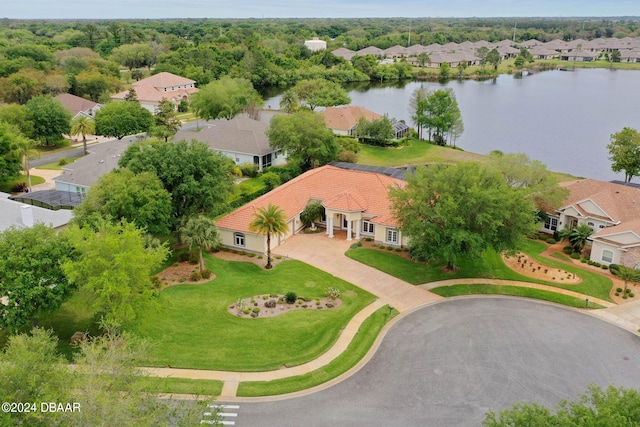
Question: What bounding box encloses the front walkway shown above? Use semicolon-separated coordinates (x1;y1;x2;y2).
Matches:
273;232;443;313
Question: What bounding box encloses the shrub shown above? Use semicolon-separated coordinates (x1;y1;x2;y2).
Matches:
570;252;580;259
615;292;620;296
365;237;372;242
248;253;256;258
177;251;190;262
150;275;162;289
546;238;556;244
583;255;590;261
190;271;202;281
593;262;602;268
563;246;573;255
395;248;402;252
625;288;631;294
609;264;621;276
580;259;587;263
243;308;252;314
58;157;68;166
12;182;27;192
201;269;212;279
617;287;623;293
387;246;394;251
263;165;301;183
325;287;341;300
276;255;282;259
285;292;297;304
623;295;628;299
188;250;199;264
239;163;259;178
337;149;358;163
601;265;608;270
260;171;281;189
252;307;260;313
350;243;360;249
630;293;635;298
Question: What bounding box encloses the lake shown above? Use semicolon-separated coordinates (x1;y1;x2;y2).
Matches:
263;69;640;182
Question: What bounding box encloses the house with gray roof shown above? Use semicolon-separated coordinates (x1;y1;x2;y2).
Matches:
172;116;286;172
0;192;73;232
53;138;134;194
54;93;102;120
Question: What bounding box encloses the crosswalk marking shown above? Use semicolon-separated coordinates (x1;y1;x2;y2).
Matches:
202;403;240;426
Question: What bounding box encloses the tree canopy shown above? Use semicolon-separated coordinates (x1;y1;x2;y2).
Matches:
190;76;262;120
267;110;338;171
73;169;173;235
411;88;463;145
62;219;169;328
0;122;25;183
290;78;351;110
607;127;640;183
25;95;71;145
0;224;75;331
390;163;537;269
119;139;236;222
94;100;154;139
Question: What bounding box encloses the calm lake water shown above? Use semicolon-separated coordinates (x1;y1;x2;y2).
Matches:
263;69;640;182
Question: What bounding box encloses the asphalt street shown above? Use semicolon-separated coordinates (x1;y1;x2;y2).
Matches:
224;298;640;427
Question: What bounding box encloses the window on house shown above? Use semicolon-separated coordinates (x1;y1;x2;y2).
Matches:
544;217;558;231
362;220;375;234
602;250;613;263
234;233;245;247
587;222;595;227
262;153;272;168
386;228;398;244
599;225;606;229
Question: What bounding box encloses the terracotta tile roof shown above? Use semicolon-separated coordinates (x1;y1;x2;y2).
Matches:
111;72;198;104
322;188;368;212
54;93;100;116
322;106;382;132
559;179;640;224
216;165;405;233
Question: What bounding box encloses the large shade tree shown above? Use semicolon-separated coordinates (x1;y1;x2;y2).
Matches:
119;139;235;225
390;163;537;270
190;76;262;120
0;224;75;331
249;204;288;269
607;127;640;183
267;110;338;171
0;122;27;183
290;78;351;110
94;100;154;140
73;169;173;235
25;95;71;145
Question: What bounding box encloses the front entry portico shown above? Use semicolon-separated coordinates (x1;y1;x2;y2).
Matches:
326;212;362;241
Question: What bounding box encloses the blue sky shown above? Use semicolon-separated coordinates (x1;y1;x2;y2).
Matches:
4;0;639;19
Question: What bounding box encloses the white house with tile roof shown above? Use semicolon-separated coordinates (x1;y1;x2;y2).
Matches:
111;72;198;113
542;179;640;268
215;164;408;254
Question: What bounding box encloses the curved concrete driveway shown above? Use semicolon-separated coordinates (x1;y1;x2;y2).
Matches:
225;298;640;426
273;233;442;312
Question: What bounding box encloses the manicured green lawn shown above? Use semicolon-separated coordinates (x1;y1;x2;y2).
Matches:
357;139;486;167
0;174;45;193
430;284;605;309
128;256;375;371
346;239;613;301
139;377;223;396
237;305;395;397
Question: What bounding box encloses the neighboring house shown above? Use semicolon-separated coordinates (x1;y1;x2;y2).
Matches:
541;179;640;268
0;192;73;232
111;72;198;113
560;50;598;62
53;139;133;194
172;116;286;172
54;93;102;119
322;105;410;140
215;164;408;253
331;47;356;61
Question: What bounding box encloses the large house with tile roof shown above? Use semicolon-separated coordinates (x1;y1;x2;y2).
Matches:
215;164;408;253
54;93;102;120
322;105;410;140
111;72;198;113
172;116;286;172
541;179;640;268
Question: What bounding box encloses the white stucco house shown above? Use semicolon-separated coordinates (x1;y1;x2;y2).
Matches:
541;179;640;268
172;116;286;172
215;164;409;254
0;192;73;232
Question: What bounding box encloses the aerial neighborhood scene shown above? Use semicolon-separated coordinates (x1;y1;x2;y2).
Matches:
2;0;640;425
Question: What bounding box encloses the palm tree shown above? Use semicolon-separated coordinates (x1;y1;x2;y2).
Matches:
279;90;299;114
70;116;96;156
10;135;39;191
180;215;221;273
617;265;639;293
559;224;593;253
249;204;288;269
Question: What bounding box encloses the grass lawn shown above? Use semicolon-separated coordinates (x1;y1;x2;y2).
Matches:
346;239;613;301
36;156;82;170
357;139;486;167
430;284;605;309
128;255;375;371
237;305;395;397
139;377;223;396
0;174;45;193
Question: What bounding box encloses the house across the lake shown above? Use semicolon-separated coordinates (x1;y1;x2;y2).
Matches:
111;72;198;113
541;179;640;269
322;105;410;140
215;164;408;253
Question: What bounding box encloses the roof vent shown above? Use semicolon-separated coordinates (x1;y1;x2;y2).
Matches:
99;160;105;163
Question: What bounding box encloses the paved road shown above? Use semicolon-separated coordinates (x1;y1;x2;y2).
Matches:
222;298;640;427
31;146;87;167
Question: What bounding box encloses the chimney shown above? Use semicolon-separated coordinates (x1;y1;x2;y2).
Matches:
21;205;34;227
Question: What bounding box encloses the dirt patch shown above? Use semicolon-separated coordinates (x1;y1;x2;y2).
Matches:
155;261;215;289
228;294;343;318
502;252;581;284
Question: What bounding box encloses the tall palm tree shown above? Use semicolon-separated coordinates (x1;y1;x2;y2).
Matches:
249;204;288;269
180;215;220;273
10;135;39;191
70;115;96;156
